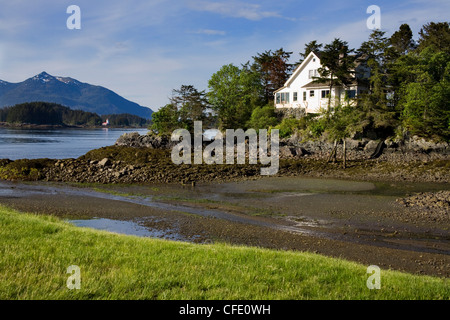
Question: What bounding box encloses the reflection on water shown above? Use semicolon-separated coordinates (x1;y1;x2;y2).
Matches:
69;217;187;241
0;137;60;144
0;127;148;160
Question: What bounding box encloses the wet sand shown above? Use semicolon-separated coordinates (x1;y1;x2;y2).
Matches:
0;177;448;277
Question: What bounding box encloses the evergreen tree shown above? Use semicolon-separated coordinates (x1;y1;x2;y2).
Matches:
314;38;356;111
396;48;450;140
390;24;416;55
0;102;103;126
358;30;398;133
170;85;209;131
418;22;450;54
296;40;323;65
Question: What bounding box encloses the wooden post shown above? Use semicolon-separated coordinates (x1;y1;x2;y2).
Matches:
343;139;346;169
327;140;338;163
332;140;337;163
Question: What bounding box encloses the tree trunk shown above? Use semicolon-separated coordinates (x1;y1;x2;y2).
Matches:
328;86;332;112
328;85;333;112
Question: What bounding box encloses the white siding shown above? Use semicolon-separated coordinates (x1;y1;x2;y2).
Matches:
275;52;332;113
274;51;365;113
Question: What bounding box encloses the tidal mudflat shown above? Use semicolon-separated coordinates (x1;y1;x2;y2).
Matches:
0;177;448;277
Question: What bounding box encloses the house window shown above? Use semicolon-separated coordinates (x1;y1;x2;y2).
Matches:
346;90;356;99
308;69;318;79
321;90;330;98
293;92;298;102
303;91;307;101
279;92;290;103
310;90;315;97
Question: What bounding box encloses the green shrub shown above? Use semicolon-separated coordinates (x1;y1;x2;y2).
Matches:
246;104;279;130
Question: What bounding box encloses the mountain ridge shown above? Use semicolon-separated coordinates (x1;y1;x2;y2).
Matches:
0;72;153;119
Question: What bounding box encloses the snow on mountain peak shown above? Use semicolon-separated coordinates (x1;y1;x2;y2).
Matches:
30;72;79;85
56;76;77;84
32;72;54;83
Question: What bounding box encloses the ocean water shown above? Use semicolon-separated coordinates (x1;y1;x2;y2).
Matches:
0;127;148;160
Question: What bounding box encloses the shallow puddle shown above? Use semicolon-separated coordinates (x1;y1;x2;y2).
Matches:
69;217;187;241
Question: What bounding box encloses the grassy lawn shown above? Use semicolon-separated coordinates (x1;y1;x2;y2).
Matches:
0;205;448;300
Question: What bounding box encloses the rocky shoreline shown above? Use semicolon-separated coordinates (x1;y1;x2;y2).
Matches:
115;131;450;162
0;132;449;185
280;133;450;162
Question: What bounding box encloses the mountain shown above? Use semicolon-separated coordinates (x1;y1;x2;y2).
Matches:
0;72;153;119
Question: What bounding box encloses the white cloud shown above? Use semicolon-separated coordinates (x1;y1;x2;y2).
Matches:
188;0;281;20
286;2;450;55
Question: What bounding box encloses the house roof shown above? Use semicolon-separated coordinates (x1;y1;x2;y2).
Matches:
301;81;334;89
273;86;286;94
302;79;362;89
283;51;368;87
284;51;321;88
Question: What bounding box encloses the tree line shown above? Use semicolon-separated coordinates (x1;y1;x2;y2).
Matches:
150;21;449;142
0;102;150;127
101;113;151;127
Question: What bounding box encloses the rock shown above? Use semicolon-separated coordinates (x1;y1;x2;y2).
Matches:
98;158;111;167
384;138;398;149
115;132;175;149
346;138;369;150
279;145;311;158
280;146;296;158
294;147;310;157
364;140;379;153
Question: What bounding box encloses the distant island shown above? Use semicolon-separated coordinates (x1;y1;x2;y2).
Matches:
0;102;151;128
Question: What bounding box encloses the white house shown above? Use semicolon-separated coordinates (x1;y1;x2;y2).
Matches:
274;51;370;114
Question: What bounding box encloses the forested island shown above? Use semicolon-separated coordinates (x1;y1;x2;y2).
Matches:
0;102;151;128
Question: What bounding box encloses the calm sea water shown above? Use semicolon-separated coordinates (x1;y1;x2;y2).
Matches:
0;127;148;160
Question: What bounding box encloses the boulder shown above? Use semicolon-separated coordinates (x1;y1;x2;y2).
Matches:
279;146;310;158
98;158;111;167
364;140;379;153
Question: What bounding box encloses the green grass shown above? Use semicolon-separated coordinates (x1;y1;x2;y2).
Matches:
0;205;448;300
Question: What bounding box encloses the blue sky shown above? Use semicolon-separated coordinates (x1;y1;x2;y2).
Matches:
0;0;448;111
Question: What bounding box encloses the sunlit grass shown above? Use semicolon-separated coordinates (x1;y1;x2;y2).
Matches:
0;205;447;300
